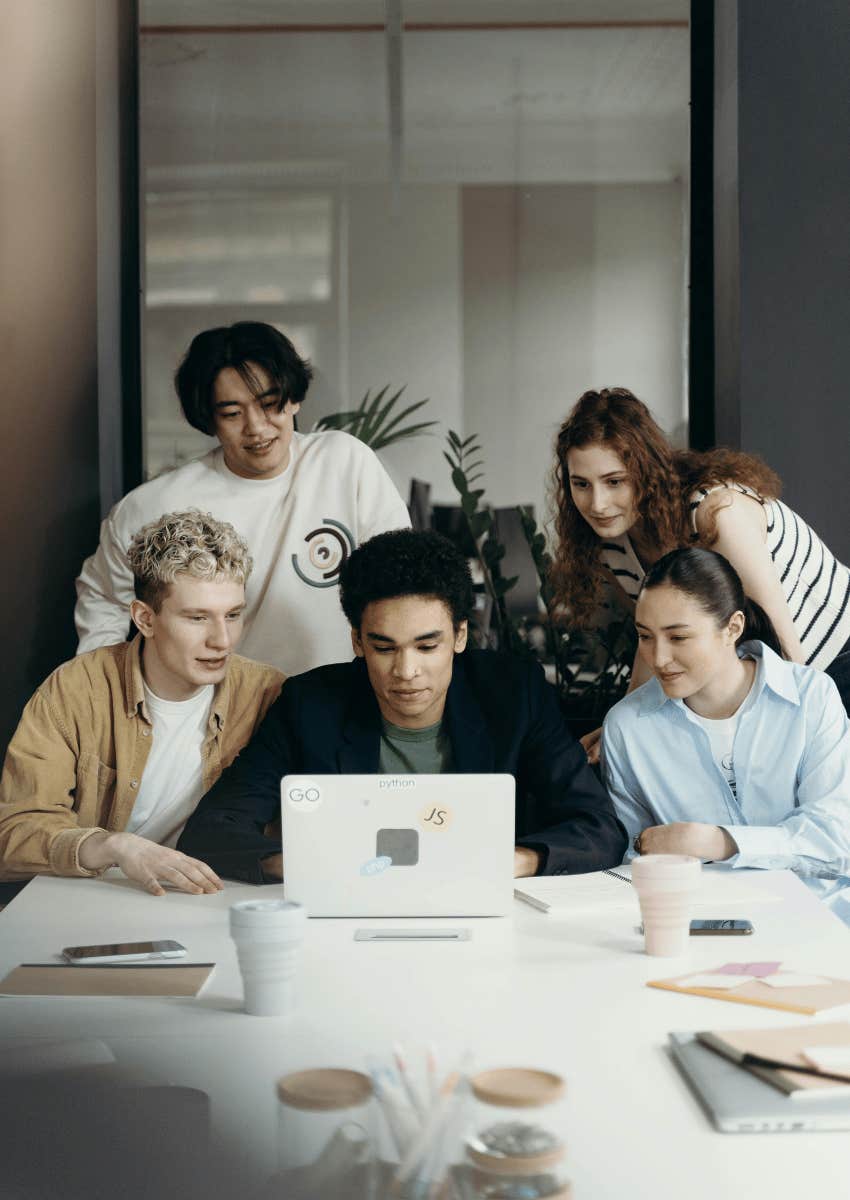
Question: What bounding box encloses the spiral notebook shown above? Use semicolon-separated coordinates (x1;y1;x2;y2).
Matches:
514;868;638;913
514;865;779;916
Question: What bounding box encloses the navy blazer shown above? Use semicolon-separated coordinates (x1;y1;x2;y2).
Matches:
178;649;627;883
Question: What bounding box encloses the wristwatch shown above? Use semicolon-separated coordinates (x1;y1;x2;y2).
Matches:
633;833;642;855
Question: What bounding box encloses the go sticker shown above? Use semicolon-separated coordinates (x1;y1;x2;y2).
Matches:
420;803;452;832
361;856;392;877
285;778;322;810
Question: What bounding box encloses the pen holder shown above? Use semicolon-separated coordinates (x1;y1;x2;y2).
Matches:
276;1068;381;1199
457;1068;570;1200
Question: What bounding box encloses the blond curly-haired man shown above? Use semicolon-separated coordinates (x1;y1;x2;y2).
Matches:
0;510;283;895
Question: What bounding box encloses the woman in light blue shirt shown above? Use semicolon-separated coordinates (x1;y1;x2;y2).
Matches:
602;547;850;919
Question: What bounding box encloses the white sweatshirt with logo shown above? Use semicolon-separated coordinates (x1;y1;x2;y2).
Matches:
75;431;411;675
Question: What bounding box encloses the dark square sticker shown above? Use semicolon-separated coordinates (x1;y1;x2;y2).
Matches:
376;828;419;866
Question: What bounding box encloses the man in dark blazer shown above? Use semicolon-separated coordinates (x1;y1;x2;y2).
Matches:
178;529;627;883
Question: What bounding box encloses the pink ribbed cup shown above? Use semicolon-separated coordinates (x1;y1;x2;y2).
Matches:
631;854;702;956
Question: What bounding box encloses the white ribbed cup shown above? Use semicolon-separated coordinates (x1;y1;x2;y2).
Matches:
631;855;702;957
229;899;307;1016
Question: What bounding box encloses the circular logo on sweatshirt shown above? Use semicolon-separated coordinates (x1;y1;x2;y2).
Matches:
291;519;354;588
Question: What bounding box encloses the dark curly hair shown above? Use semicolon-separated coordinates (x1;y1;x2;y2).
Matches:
550;388;782;626
339;530;474;631
175;321;314;435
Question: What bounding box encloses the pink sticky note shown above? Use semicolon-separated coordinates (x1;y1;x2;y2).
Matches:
712;962;782;978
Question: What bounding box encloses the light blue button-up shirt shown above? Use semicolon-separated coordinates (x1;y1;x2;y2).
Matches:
602;641;850;918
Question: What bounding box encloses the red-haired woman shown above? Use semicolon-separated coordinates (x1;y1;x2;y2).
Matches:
551;388;850;760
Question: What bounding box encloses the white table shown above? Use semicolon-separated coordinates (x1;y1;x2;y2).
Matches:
1;868;849;1198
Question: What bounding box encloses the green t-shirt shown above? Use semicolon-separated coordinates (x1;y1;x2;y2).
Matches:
379;717;454;775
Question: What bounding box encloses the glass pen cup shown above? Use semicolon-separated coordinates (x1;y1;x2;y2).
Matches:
459;1068;570;1200
276;1068;381;1199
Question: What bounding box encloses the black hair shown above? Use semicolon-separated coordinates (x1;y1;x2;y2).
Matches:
339;529;474;631
640;547;784;657
174;321;314;435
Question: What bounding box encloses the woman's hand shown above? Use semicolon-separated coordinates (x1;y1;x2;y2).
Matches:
580;727;603;764
636;822;738;861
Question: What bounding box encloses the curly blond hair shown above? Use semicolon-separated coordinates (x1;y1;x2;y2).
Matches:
127;510;253;611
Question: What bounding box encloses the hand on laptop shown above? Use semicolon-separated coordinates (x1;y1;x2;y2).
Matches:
78;831;223;896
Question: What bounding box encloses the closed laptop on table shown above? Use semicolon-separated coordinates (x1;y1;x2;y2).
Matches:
668;1032;850;1132
281;774;514;917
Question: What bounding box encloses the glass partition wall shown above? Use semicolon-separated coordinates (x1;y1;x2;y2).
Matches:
139;2;689;528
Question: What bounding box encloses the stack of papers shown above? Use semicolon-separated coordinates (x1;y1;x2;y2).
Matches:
696;1022;850;1098
649;966;850;1015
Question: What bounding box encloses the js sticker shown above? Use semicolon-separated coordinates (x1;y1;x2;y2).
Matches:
420;804;452;831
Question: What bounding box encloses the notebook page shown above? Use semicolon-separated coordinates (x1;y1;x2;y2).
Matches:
515;865;780;914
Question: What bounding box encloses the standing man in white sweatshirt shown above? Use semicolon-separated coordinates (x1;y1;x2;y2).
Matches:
76;322;411;675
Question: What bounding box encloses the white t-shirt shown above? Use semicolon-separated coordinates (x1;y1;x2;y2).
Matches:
126;683;214;847
74;431;411;675
689;682;755;801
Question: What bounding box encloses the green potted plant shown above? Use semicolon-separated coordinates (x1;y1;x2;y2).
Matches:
313;385;437;450
445;431;635;736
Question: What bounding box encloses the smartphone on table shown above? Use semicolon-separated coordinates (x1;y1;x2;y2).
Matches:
689;919;754;936
61;940;187;964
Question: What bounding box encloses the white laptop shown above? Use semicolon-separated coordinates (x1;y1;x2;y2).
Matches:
281;774;515;917
668;1033;850;1132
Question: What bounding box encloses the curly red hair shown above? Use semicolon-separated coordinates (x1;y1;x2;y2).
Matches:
550;388;782;626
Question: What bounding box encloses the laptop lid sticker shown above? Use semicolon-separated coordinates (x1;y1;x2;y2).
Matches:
420;804;452;831
376;828;419;866
285;778;323;811
360;855;393;877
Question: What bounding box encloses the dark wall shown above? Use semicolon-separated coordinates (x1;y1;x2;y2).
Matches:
0;1;101;752
714;0;850;559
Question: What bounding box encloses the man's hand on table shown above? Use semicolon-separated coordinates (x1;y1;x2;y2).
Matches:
636;822;738;861
78;831;223;896
260;852;283;882
514;846;541;878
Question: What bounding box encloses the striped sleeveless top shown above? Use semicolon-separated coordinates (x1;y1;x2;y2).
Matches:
598;482;850;671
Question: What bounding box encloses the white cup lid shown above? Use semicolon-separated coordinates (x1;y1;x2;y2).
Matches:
230;899;306;929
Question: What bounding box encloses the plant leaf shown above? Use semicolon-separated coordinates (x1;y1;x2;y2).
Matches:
372;396;431;441
358;384;393;443
494;575;519;596
371;421;438;450
468;512;490;539
451;467;469;494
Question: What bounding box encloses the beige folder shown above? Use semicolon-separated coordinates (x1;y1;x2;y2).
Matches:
648;970;850;1015
0;963;215;997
